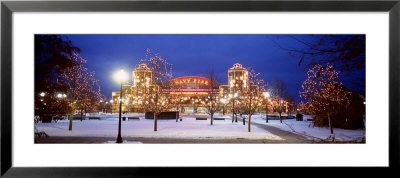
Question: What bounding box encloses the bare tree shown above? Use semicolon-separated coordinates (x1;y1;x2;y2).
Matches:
284;94;295;115
58;52;101;130
35;35;80;120
270;79;287;123
205;69;220;125
273;35;365;92
242;68;265;132
300;64;351;135
140;48;173;131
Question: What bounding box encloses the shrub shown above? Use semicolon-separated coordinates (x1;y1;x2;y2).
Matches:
41;115;52;123
296;114;303;121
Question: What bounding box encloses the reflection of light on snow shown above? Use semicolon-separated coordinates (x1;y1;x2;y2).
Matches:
35;113;285;140
250;113;366;142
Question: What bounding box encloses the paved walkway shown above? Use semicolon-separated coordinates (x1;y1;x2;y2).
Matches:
234;116;313;143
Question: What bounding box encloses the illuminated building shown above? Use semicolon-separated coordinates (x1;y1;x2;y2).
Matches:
132;63;154;99
111;63;287;114
163;76;219;113
219;63;249;99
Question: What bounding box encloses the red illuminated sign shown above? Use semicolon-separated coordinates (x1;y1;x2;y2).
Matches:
162;89;219;92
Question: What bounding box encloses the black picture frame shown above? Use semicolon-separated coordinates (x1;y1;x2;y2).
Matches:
1;0;399;177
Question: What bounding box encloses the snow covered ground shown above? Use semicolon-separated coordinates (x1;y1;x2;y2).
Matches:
35;113;365;142
247;113;365;142
35;113;284;141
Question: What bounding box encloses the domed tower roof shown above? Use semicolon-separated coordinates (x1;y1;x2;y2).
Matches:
136;63;151;70
230;63;244;70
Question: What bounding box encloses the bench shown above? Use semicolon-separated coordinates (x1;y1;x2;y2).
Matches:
213;118;225;120
128;117;140;120
89;117;101;120
286;115;296;119
196;117;207;120
73;117;83;120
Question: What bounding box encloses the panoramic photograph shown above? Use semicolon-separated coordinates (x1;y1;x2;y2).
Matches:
34;34;366;144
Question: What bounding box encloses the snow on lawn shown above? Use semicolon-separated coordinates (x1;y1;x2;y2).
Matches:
249;113;365;142
35;113;283;140
105;140;143;144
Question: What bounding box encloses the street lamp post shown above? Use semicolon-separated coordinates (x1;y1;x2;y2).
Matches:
264;91;270;123
114;69;127;143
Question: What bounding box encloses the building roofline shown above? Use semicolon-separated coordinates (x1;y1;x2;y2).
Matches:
170;76;211;81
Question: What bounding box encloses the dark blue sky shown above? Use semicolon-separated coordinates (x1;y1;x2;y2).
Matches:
62;34;364;101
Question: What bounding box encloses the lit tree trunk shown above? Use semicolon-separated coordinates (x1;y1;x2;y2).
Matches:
154;92;158;131
248;96;252;131
176;106;179;122
69;78;76;131
232;100;235;123
211;111;214;125
328;113;333;134
279;103;282;123
80;109;83;122
68;104;74;131
69;112;73;131
154;113;157;131
248;115;251;132
211;102;214;125
266;103;269;123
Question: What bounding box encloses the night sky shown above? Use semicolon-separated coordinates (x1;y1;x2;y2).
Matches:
62;34;364;101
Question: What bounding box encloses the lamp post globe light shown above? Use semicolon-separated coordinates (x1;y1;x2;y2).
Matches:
264;91;270;123
114;69;128;143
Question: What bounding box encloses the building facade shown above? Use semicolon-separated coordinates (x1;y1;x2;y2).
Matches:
111;63;290;114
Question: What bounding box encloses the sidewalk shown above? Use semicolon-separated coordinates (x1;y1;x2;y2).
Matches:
234;116;312;143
